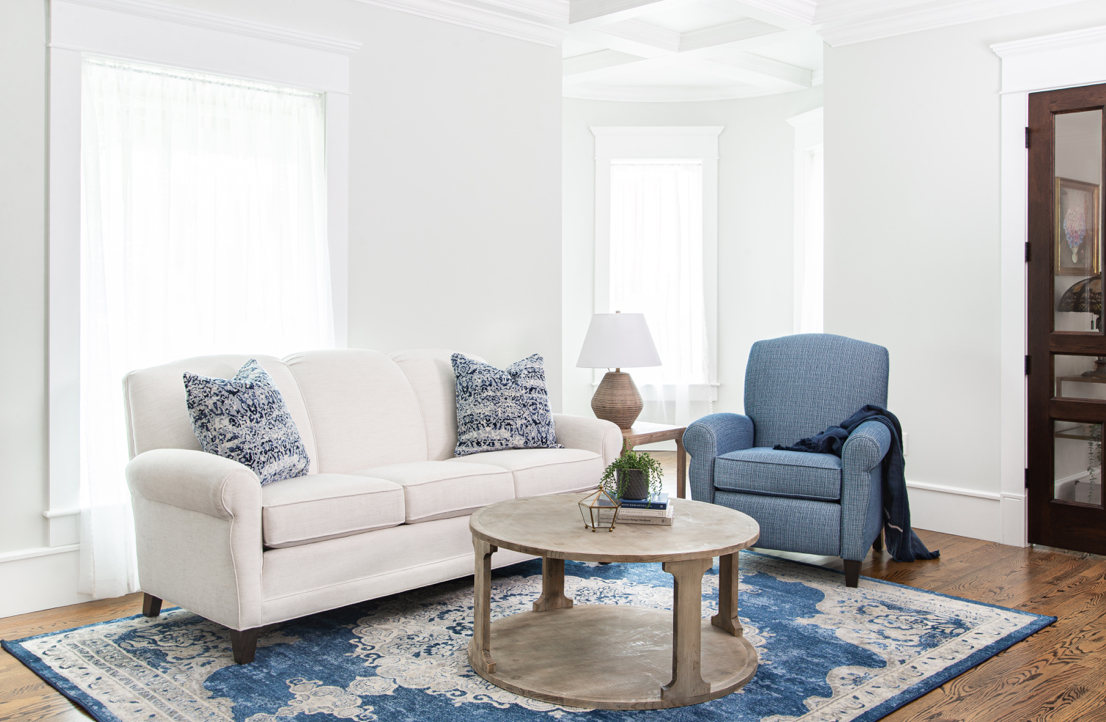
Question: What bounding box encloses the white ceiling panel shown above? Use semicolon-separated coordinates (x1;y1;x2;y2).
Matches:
640;4;745;33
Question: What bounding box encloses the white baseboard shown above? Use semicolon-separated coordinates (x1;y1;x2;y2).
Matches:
0;546;88;619
905;480;1006;544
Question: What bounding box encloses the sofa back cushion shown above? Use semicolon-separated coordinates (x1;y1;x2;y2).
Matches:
123;355;319;475
389;349;467;461
284;350;428;472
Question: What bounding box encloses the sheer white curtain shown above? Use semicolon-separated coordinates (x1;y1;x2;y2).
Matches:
79;58;334;598
609;161;710;426
797;146;824;333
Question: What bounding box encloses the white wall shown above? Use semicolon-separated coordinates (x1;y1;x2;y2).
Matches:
0;0;562;616
563;89;824;423
825;0;1106;542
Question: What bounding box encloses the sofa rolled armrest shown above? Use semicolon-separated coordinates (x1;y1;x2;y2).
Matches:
126;448;262;521
684;413;755;505
553;414;623;467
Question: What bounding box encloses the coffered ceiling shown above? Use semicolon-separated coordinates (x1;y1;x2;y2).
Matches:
349;0;1090;102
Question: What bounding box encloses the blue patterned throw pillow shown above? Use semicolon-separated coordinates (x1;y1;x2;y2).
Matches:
183;359;310;485
452;353;562;457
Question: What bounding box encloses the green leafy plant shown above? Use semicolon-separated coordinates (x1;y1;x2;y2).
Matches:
599;450;665;501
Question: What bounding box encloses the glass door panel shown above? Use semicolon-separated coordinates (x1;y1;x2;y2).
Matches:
1053;110;1103;334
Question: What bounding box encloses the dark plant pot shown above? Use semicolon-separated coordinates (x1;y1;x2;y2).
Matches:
617;469;649;501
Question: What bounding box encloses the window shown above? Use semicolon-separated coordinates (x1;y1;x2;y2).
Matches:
787;108;824;333
48;0;358;599
592;127;721;425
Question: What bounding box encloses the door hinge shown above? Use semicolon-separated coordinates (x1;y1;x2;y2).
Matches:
1026;127;1031;148
1025;355;1031;375
1025;242;1031;262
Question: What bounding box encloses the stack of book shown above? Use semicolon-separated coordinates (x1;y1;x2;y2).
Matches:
617;493;673;527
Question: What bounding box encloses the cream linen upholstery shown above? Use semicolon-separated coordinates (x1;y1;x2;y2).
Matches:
123;354;320;475
446;448;604;497
124;348;621;649
261;474;405;548
353;462;513;524
284;350;428;472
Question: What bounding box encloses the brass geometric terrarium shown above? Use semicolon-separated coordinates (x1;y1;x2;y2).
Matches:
578;488;621;532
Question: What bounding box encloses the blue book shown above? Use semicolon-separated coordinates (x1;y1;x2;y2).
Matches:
618;493;669;509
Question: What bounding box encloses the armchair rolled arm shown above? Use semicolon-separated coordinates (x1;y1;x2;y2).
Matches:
126;448;262;520
842;420;892;472
684;413;755;504
553;414;623;467
840;420;892;561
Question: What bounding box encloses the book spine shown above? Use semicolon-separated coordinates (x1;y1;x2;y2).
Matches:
617;507;669;518
618;501;668;510
618;515;674;526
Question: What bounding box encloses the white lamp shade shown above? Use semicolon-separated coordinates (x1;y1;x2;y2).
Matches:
576;313;662;369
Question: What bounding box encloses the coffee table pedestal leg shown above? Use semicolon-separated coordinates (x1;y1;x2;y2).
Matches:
469;537;498;675
711;552;743;637
533;557;574;612
660;557;714;702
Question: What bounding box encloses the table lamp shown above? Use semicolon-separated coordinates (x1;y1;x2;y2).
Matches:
1059;276;1106;377
576;312;662;428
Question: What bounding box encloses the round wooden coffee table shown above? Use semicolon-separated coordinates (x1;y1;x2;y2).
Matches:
468;494;760;710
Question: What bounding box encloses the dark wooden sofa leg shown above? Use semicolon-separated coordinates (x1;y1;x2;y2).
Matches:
230;628;260;665
142;593;163;618
844;560;861;588
872;530;884;552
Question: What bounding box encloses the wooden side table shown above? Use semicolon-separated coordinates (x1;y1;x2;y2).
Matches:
622;422;687;499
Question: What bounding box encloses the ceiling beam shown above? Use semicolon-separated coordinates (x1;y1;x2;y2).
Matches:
678;18;784;51
562;49;646;78
693;52;811;89
569;0;696;29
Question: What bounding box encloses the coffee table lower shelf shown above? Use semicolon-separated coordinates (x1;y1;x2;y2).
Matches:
468;604;758;710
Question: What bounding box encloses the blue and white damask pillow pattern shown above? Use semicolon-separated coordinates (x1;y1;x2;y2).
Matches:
183;359;310;485
452;353;561;456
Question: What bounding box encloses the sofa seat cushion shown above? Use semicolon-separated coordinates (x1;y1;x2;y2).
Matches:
353;461;515;524
447;448;602;498
714;447;843;501
261;474;405;549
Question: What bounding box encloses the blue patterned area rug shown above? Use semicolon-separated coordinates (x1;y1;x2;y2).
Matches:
3;552;1052;722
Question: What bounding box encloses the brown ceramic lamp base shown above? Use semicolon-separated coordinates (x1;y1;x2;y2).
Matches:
591;371;643;429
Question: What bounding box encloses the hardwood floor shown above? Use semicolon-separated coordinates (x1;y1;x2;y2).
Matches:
2;452;1104;721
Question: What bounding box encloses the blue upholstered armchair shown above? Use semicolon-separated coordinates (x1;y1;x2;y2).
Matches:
684;334;890;587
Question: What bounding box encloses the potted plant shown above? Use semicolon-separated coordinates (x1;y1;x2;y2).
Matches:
600;450;664;502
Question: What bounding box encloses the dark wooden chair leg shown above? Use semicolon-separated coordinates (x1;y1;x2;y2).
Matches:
844;560;861;588
230;628;260;665
142;593;163;618
872;530;884;552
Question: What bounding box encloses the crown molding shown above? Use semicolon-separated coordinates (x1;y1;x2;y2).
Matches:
57;0;362;54
992;24;1106;57
352;0;568;47
818;0;1087;48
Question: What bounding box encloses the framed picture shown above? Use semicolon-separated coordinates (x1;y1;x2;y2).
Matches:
1056;177;1101;276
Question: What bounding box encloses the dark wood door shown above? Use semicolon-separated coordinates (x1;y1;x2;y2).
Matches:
1028;83;1106;553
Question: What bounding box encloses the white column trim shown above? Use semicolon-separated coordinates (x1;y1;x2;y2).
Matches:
786;107;823;333
993;24;1106;548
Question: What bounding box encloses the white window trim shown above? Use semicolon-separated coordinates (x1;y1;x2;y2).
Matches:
590;126;722;401
993;24;1106;549
786;107;824;334
45;0;359;546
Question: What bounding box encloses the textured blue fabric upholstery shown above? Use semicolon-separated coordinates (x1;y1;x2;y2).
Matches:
686;334;890;570
714;490;841;556
684;413;754;505
715;448;842;501
744;334;888;449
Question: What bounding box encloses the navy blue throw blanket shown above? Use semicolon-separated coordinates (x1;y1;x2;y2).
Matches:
774;405;938;563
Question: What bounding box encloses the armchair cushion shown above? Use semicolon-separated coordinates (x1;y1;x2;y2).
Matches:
261;474;405;549
714;448;843;501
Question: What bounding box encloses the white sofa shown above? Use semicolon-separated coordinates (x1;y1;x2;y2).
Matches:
123;348;621;663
